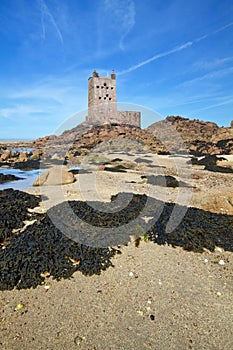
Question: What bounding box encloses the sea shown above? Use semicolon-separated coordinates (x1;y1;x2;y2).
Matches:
0;146;41;191
0;168;43;191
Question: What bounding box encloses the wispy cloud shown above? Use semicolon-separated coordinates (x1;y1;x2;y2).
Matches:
119;21;233;75
0;105;46;120
193;56;233;71
104;0;135;50
191;97;233;113
118;41;193;75
37;0;64;45
179;67;233;87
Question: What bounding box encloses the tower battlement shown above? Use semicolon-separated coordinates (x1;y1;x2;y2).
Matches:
86;70;141;127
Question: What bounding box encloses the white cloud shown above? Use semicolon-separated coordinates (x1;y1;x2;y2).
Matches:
118;21;233;75
118;41;193;75
193;57;233;71
37;0;64;45
0;105;46;120
191;97;233;113
104;0;136;50
179;67;233;87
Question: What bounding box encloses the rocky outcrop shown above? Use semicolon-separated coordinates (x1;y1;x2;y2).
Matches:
2;117;232;164
33;122;168;158
147;116;233;155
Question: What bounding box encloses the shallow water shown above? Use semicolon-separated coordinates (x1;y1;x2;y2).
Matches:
8;147;35;153
0;168;44;191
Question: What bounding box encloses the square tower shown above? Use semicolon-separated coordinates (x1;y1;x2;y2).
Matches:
86;70;141;127
87;70;117;123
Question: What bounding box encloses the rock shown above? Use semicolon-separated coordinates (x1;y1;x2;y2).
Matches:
18;152;28;162
0;150;11;161
51;153;63;161
148;116;233;155
141;175;182;187
33;166;75;186
0;174;24;184
13;159;40;170
31;149;42;160
98;164;106;171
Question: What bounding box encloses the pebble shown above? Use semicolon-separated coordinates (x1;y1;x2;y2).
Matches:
218;260;225;265
150;314;155;321
204;258;208;263
137;310;144;316
215;247;223;253
74;335;85;346
216;292;222;297
15;303;25;311
129;271;134;277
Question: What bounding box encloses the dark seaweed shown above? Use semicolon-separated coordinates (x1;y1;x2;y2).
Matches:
0;190;232;290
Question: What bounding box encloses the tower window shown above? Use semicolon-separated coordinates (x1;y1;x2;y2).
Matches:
104;97;106;100
96;85;99;88
104;83;106;86
111;87;114;89
109;98;112;100
101;86;104;88
99;97;101;99
106;94;109;97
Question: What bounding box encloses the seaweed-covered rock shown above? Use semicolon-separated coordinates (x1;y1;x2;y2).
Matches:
148;201;233;253
13;159;40;170
141;175;181;187
0;173;24;184
190;155;233;173
0;189;41;243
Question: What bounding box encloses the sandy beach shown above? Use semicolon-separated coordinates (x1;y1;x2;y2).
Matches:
0;152;232;349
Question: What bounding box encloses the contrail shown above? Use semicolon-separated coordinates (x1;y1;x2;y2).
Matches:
117;42;193;75
38;0;64;45
118;21;233;75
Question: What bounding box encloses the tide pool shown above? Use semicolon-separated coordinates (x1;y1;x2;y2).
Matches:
0;168;44;191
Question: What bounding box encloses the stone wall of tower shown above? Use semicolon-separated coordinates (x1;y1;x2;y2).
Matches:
86;70;141;128
117;111;141;128
87;71;117;123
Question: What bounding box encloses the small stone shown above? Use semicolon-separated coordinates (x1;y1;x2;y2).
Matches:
146;307;151;312
218;260;225;265
129;271;134;277
15;303;25;311
44;284;51;290
137;310;144;316
150;314;155;321
40;271;51;278
147;300;152;304
216;292;222;297
204;259;208;263
74;335;85;346
215;247;223;253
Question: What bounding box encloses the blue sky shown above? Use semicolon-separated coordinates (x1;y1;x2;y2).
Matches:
0;0;233;139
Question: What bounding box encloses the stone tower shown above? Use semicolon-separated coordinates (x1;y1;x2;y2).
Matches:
86;70;118;123
86;70;141;127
